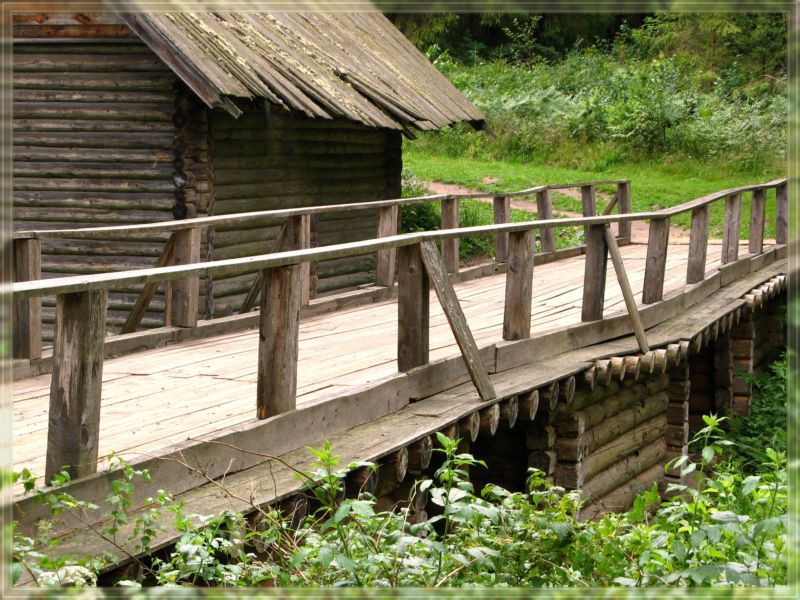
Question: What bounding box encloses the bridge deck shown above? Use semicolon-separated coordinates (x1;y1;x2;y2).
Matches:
12;240;744;483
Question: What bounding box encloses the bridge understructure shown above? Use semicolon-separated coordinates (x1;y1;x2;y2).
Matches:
8;178;789;578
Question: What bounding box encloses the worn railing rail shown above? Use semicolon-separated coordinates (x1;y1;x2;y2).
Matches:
10;179;634;357
7;177;787;484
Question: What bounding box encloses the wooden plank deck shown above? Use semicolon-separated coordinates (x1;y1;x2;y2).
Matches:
12;240;744;485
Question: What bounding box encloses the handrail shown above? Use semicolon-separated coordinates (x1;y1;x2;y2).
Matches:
6;176;787;300
11;180;630;240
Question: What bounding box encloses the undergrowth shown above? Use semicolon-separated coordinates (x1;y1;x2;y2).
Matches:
10;396;788;588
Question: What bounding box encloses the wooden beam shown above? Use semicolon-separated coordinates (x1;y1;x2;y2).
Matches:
493;196;511;262
775;181;788;245
749;188;767;254
686;206;709;284
171;226;201;327
290;214;312;305
503;230;535;340
536;189;557;255
12;238;41;359
256;264;303;419
46;289;108;483
604;227;649;354
441;198;459;273
581;184;596;238
239;222;289;314
121;234;176;334
397;244;429;372
721;193;742;264
581;224;608;322
616;181;632;243
419;241;495;400
376;205;399;286
643;217;670;304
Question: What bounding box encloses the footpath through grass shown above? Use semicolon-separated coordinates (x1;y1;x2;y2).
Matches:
404;148;785;239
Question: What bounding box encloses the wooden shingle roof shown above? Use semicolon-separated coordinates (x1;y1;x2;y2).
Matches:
118;10;486;131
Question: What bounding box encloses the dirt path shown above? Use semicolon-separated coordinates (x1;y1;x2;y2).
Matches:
424;180;690;243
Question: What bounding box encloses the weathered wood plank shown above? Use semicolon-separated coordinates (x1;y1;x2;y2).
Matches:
616;181;632;242
46;289;108;483
493;195;511;262
376;205;399;286
536;189;557;254
256;264;303;419
581;224;607;321
686;205;709;284
642;217;670;304
397;244;429;371
748;188;766;254
775;182;788;245
581;184;596;237
171;226;201;327
12;238;42;359
721;193;742;264
503;230;535;340
121;234;175;334
441;198;459;273
419;241;495;400
604;227;648;353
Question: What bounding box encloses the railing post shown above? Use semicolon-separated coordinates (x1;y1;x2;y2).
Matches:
642;217;670;304
582;223;608;321
686;205;709;284
536;189;556;255
503;229;535;340
493;196;511;262
12;237;42;360
581;184;596;236
171;226;201;327
397;243;429;371
721;193;742;264
289;214;311;305
376;205;399;286
775;181;788;245
748;188;766;254
616;181;632;244
256;263;302;419
46;289;107;483
441;198;459;274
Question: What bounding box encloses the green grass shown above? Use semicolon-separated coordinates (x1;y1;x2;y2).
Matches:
404;146;785;238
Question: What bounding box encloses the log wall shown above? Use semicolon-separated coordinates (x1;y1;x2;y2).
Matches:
13;19;177;340
208;103;403;316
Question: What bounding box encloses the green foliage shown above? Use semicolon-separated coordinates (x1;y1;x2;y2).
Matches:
412;52;786;172
12;421;787;588
728;354;787;471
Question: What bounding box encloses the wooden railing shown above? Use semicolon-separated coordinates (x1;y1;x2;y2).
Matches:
10;179;634;358
7;177;787;484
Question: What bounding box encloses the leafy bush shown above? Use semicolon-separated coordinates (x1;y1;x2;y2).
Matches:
728;354;787;470
12;419;787;589
410;51;786;173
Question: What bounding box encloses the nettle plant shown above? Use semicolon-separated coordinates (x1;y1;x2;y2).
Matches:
10;421;787;588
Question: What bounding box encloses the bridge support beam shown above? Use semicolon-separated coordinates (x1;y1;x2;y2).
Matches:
581;224;608;321
46;289;108;483
503;230;535;340
256;264;302;419
643;217;670;304
12;237;42;360
397;244;429;371
687;206;709;284
536;190;557;255
721;193;742;264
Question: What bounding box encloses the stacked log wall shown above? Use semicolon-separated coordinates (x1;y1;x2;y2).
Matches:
550;372;670;519
209;103;402;316
12;16;177;339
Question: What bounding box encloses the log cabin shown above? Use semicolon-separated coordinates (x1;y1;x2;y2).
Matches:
12;9;486;341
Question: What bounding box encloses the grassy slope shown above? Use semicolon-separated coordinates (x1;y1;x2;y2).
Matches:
404;147;785;238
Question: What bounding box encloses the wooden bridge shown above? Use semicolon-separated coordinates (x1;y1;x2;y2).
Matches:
7;177;789;571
